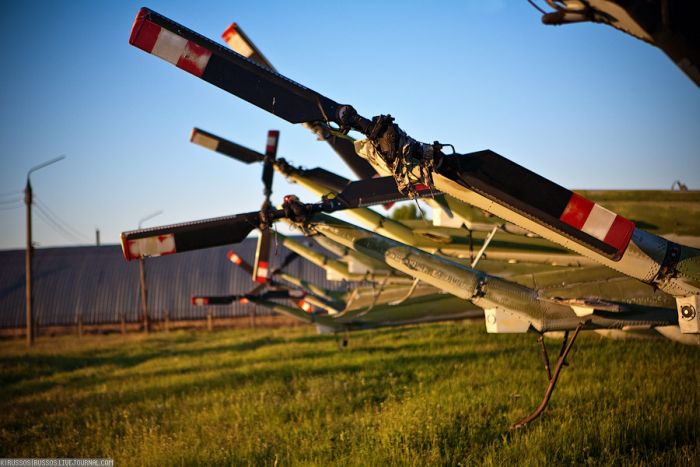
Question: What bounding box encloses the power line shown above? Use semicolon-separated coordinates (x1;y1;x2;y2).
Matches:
34;206;82;243
0;197;22;205
34;203;86;243
33;195;89;241
0;189;22;198
34;205;84;244
0;203;22;211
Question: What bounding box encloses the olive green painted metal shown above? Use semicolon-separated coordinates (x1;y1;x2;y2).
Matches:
275;272;340;303
275;232;413;285
308;214;679;334
428;170;700;299
272;158;592;266
248;289;481;333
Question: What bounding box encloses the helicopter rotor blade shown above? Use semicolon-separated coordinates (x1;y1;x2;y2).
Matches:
221;22;377;180
121;211;259;260
130;8;340;125
277;251;299;271
192;127;353;192
226;250;254;275
192;295;238;305
253;230;272;283
191;127;263;164
262;130;279;200
335;177;441;209
192;289;305;306
253;130;280;283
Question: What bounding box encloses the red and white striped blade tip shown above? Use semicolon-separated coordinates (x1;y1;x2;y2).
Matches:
221;23;239;46
227;251;243;264
298;300;313;313
221;22;254;59
130;8;212;78
559;193;635;255
266;130;279;153
190;128;220;151
254;261;269;283
121;233;176;261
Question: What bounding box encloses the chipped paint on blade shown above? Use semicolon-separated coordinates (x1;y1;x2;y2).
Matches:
191;129;219;151
129;12;211;77
125;234;176;259
177;41;212;76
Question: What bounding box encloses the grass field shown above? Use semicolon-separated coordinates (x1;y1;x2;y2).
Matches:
1;322;698;466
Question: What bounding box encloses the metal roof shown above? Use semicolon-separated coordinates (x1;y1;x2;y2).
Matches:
0;238;338;327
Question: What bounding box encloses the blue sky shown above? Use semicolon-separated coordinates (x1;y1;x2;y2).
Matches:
1;0;698;250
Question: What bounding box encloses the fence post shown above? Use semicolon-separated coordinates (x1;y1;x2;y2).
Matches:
120;312;126;335
207;310;213;332
250;305;257;328
164;309;170;333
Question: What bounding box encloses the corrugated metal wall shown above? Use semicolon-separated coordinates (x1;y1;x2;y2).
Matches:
0;238;340;327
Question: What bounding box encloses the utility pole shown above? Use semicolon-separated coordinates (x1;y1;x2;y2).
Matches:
137;210;163;334
25;155;65;346
25;180;33;346
95;228;100;246
139;258;148;333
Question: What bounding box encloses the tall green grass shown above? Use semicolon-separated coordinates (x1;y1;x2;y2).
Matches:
1;322;697;465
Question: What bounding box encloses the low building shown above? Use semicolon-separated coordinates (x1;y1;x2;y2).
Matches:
0;238;337;330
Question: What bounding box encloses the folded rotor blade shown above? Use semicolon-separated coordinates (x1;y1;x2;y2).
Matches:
192;295;237;305
193;127;351;192
121;212;259;260
254;252;298;288
221;22;377;180
303;168;350;193
130;8;339;124
262;130;279;198
277;251;299;271
191;127;263;163
226;249;254;275
261;289;306;300
439;150;635;260
253;130;279;284
222;22;275;71
253;230;272;283
192;289;305;306
335;176;441;208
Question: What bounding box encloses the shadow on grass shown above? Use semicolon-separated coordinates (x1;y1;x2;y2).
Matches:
3;325;697;464
6;342;519;419
0;335;287;391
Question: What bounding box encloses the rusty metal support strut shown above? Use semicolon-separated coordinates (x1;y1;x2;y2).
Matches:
511;322;585;429
537;334;552;381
